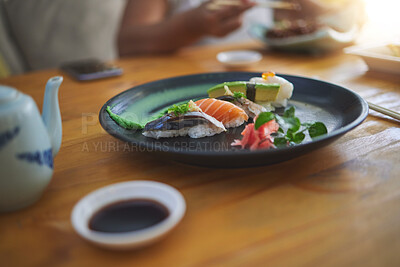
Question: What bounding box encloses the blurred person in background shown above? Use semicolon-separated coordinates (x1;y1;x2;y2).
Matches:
118;0;263;56
0;0;126;75
0;0;260;75
0;0;364;76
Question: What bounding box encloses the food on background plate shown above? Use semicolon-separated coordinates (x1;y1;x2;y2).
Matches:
265;20;320;39
194;98;248;128
142;100;226;139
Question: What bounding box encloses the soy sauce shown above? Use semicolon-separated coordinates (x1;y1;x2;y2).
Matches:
89;199;169;233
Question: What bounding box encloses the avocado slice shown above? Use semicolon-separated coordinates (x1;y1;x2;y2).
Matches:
207;81;247;98
254;83;281;102
207;81;280;102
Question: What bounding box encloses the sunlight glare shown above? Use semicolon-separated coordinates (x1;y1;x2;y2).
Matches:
361;0;400;42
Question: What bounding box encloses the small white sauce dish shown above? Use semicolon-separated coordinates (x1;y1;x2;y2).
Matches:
217;50;262;67
71;181;186;250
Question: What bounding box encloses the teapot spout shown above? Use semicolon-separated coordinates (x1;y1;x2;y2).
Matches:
42;76;63;157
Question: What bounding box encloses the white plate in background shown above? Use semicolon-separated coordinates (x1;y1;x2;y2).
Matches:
249;23;358;53
345;43;400;75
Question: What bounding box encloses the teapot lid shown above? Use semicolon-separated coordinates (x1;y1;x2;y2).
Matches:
0;85;19;105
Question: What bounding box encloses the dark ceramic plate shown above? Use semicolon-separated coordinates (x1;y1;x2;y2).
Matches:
99;72;368;168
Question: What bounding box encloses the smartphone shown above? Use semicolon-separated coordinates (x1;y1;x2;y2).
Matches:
60;59;123;81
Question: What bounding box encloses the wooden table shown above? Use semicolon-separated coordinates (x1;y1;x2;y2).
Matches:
1;41;400;267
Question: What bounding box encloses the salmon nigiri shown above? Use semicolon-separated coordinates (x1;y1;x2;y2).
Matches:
195;98;248;128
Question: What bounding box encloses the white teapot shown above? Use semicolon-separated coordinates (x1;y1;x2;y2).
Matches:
0;77;63;212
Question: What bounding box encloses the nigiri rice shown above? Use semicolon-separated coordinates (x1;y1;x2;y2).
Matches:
250;74;294;107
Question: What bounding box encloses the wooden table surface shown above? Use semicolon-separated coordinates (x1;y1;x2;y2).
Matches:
1;41;399;267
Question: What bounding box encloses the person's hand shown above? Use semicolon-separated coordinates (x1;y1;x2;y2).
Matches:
190;0;255;37
118;0;256;55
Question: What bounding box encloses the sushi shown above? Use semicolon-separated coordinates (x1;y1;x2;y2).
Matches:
216;85;268;118
206;72;293;108
142;100;226;139
249;72;294;107
207;81;280;102
110;71;297;143
195;98;249;128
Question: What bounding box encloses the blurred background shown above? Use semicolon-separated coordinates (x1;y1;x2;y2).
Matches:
0;0;399;78
359;0;400;42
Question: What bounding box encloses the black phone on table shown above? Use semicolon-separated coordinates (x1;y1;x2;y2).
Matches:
60;59;123;81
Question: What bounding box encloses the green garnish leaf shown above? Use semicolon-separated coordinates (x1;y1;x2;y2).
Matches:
301;122;313;127
272;106;328;147
292;132;306;144
274;137;288;148
286;117;301;132
283;106;296;118
106;106;143;130
168;103;189;116
308;122;328;138
286;128;295;139
285;129;304;144
275;115;301;132
255;112;275;129
233;91;246;99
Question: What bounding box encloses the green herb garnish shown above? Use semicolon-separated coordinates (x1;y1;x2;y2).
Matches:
254;106;328;148
233;91;246;99
307;122;328;138
255;112;275;129
283;106;295;117
168;103;189;116
275;106;300;132
273;137;287;147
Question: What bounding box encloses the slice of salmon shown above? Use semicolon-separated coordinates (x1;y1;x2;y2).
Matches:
195;98;248;124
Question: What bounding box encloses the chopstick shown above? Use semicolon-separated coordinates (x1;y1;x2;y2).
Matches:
255;0;301;10
206;0;300;10
206;0;241;10
368;102;400;120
